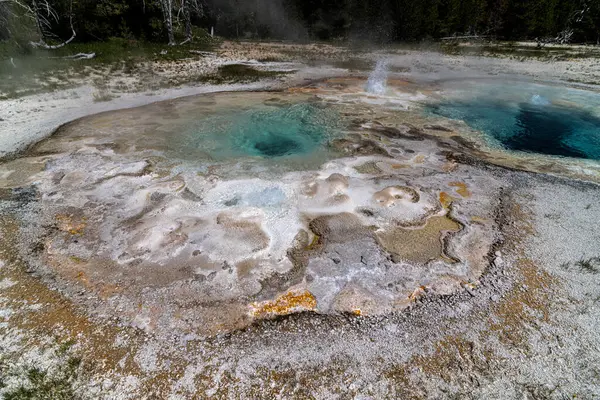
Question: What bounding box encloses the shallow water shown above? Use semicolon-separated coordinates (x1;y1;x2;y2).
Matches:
427;81;600;160
33;92;347;178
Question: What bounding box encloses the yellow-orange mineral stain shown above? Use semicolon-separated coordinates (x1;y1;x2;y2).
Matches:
462;281;477;290
439;192;454;209
75;270;91;287
413;155;426;164
388;78;412;87
441;161;458;173
56;214;86;235
250;290;317;318
408;286;427;302
306;234;321;251
448;182;471;198
391;163;408;169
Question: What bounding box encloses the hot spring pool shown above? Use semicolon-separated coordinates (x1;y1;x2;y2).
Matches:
426;81;600;160
34;92;347;177
179;102;340;159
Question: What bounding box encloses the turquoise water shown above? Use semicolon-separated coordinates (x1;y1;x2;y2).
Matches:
179;102;341;160
427;81;600;160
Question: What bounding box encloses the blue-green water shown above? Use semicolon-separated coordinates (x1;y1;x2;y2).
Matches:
427;82;600;160
180;102;340;160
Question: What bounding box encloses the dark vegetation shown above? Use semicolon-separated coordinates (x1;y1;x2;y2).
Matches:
0;36;217;100
1;0;599;52
0;0;598;99
192;64;292;85
574;257;600;274
292;0;600;43
3;365;78;400
0;34;215;73
561;257;600;274
216;64;290;80
0;344;82;400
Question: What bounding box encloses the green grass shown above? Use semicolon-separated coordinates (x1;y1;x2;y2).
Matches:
0;32;218;62
4;366;77;400
1;355;82;400
256;55;285;62
0;36;220;99
438;41;600;59
194;64;292;85
330;58;374;71
217;64;287;79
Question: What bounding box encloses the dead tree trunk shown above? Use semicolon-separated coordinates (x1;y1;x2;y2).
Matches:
158;0;175;46
178;0;205;44
181;0;192;43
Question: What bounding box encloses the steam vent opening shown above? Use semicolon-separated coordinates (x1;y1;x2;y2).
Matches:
253;136;300;157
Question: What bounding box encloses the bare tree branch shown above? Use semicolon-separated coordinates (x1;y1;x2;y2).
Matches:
48;52;95;59
30;0;76;49
1;0;76;48
0;0;34;17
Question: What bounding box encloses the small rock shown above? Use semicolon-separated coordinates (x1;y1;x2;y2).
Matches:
494;255;504;267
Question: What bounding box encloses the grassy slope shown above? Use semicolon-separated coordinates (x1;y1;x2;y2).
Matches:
0;37;219;100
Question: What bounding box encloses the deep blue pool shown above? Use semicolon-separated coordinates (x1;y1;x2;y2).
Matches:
427;82;600;160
